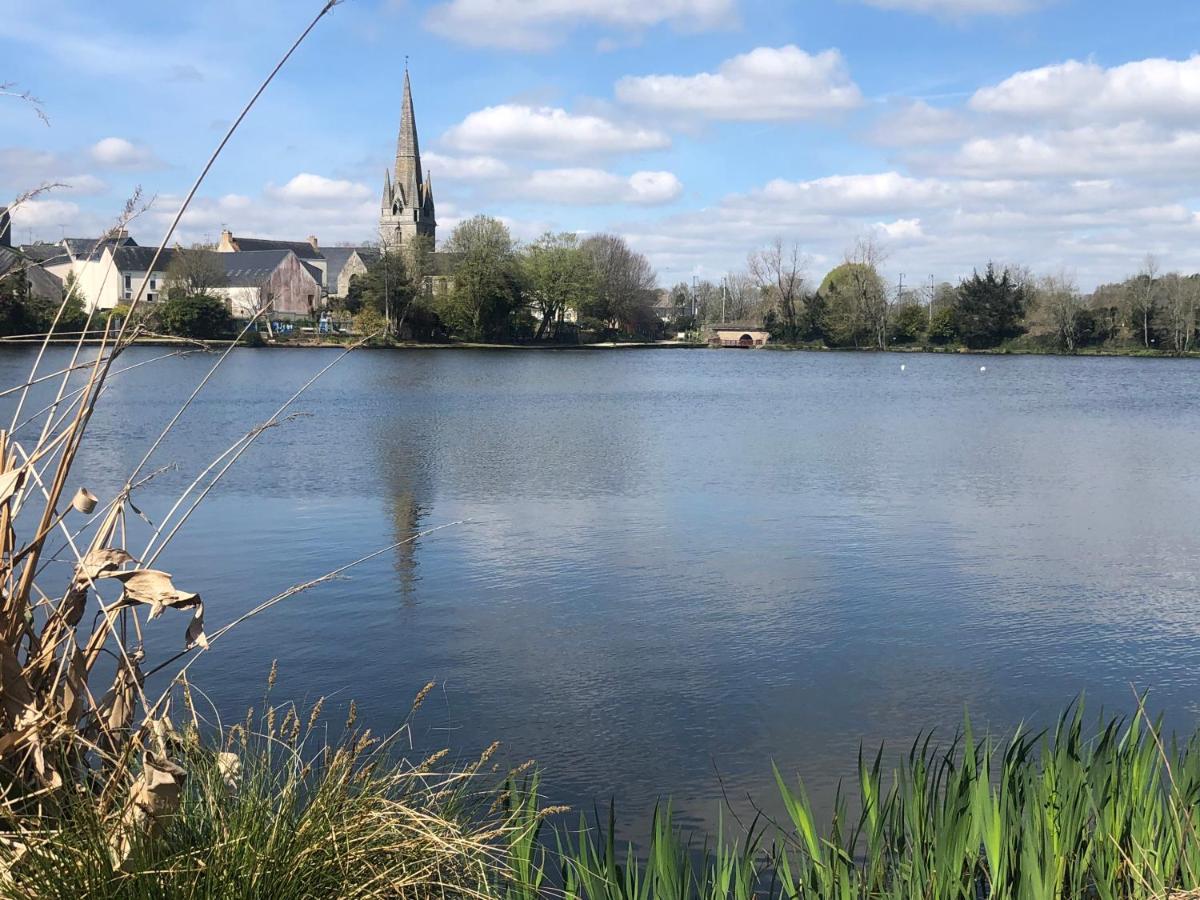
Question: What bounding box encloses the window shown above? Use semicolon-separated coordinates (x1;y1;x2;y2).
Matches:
146;293;157;303
123;275;131;291
149;278;157;290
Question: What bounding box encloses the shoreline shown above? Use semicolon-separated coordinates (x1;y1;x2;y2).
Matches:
1;336;1196;359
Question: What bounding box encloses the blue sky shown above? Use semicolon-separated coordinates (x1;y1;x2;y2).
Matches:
4;0;1200;288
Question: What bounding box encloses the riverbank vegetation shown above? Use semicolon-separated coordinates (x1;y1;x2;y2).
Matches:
10;689;1200;899
675;238;1200;356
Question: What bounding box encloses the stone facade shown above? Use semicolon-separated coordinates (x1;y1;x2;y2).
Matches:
380;70;436;250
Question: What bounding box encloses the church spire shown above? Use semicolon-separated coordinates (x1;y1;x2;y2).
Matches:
394;68;423;207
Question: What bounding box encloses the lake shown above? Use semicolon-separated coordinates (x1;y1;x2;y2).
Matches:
4;345;1200;836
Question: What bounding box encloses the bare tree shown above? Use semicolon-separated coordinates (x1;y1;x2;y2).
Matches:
1127;255;1160;348
579;234;657;333
748;238;808;341
1039;272;1085;352
1159;272;1199;355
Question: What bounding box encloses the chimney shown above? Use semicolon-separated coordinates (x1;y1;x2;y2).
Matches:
0;207;10;248
307;235;319;251
218;229;235;251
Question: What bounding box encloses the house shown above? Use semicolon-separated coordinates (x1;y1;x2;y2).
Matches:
216;230;327;292
321;246;379;299
0;249;64;303
0;208;62;302
62;243;174;312
211;249;323;320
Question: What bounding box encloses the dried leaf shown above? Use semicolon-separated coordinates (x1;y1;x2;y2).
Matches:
103;568;199;619
100;568;207;650
59;645;86;725
0;465;26;506
94;654;144;750
109;755;187;869
76;548;135;583
0;644;37;735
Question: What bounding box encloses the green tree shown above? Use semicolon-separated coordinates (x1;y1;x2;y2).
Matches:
819;264;874;347
521;232;596;341
928;306;958;345
579;234;657;336
442;215;521;342
953;264;1030;349
889;302;927;344
156;294;233;339
356;246;416;336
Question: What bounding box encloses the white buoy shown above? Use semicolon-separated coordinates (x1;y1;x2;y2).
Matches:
900;364;906;372
980;365;987;373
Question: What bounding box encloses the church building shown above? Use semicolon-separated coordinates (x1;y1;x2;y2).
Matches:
380;69;436;249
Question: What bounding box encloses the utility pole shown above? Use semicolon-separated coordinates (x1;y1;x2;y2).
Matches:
897;273;905;304
928;274;936;328
721;277;727;324
692;275;698;323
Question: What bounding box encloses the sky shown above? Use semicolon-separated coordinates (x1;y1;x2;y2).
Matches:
4;0;1200;290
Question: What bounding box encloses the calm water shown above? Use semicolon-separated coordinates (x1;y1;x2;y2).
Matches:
5;345;1200;834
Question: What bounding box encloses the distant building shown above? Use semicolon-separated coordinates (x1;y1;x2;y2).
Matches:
61;241;173;311
380;69;436;250
210;249;322;320
322;246;379;299
216;231;327;292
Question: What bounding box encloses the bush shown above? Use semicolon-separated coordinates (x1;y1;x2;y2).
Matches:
889;303;927;344
928;306;958;345
156;294;233;339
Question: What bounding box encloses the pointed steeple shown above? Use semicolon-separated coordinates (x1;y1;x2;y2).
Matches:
381;168;393;212
394;68;423;208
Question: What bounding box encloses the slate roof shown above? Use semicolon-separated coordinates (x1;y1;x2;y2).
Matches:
0;247;64;300
216;249;292;287
18;242;69;265
63;235;137;259
227;236;323;261
321;246;376;289
110;245;176;272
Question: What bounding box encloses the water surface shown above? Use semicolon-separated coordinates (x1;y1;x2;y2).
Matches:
4;346;1200;834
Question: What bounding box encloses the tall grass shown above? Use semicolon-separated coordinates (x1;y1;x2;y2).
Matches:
503;702;1200;900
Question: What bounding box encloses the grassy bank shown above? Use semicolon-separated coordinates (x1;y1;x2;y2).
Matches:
9;697;1200;899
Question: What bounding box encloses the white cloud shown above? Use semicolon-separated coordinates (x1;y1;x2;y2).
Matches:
442;105;670;160
265;173;372;206
875;218;925;241
945;123;1200;179
616;46;862;120
971;56;1200;124
858;0;1039;15
869;100;970;146
89;137;158;169
750;172;953;214
424;0;736;50
523;169;683;205
422;152;514;181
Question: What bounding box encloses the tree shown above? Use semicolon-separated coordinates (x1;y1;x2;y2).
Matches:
1127;255;1160;349
355;246;416;336
521;232;597;341
748;238;809;343
1159;272;1199;355
442;215;521;342
953;264;1030;349
156;294;233;339
819;264;872;347
1039;273;1086;352
889;303;926;344
845;237;891;350
164;246;227;300
579;234;657;335
928;306;957;345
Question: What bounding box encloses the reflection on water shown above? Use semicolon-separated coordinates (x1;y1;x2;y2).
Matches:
3;345;1200;836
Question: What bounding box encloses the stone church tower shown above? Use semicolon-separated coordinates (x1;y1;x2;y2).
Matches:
380;69;436;249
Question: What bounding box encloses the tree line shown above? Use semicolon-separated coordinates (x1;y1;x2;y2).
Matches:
338;215;663;344
671;239;1200;355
